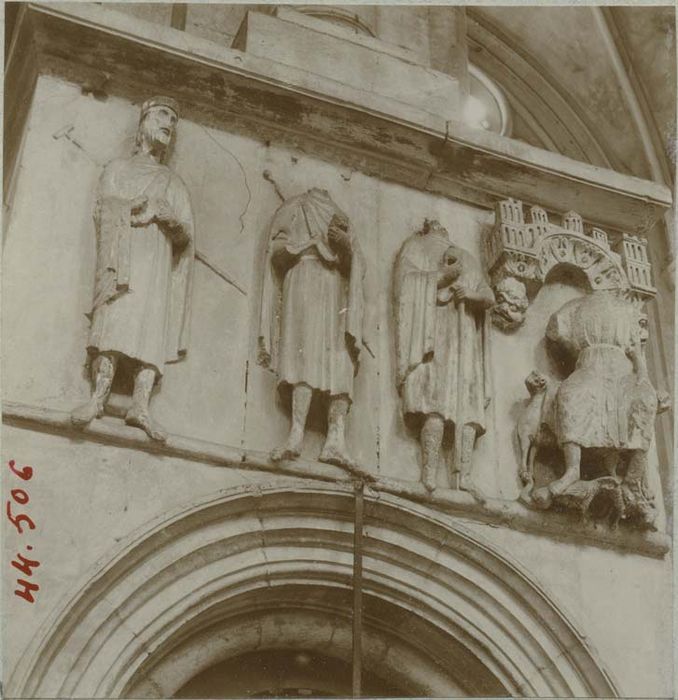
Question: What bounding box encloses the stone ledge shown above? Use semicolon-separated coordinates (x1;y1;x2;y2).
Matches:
3;400;670;558
14;2;672;234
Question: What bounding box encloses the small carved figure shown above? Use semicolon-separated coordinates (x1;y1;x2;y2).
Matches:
491;277;529;331
528;291;666;529
394;219;494;496
258;188;367;471
71;96;194;441
515;371;558;502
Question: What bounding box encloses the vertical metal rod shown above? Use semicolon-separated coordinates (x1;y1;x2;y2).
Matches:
352;480;364;698
170;3;188;31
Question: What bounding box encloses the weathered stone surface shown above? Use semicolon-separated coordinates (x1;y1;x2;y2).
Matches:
233;8;461;121
393;219;494;497
2;5;674;699
70;96;194;443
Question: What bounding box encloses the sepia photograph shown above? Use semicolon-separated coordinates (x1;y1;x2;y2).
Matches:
2;1;675;698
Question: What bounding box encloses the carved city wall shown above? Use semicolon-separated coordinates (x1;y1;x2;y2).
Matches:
2;5;674;696
3;75;670;533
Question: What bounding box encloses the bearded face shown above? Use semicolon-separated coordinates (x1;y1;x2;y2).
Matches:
137;105;177;160
491;277;529;330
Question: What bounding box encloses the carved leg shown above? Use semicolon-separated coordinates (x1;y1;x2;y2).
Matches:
125;366;167;442
271;383;312;461
552;443;582;493
420;414;444;492
601;450;619;477
519;441;536;504
319;395;358;469
71;353;117;428
532;442;581;509
456;425;486;502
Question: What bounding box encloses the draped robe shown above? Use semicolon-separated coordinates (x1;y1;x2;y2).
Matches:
547;292;657;450
394;229;491;433
87;154;194;375
258;188;365;400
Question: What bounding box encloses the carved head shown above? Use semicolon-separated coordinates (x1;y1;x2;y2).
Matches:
491;277;529;330
135;96;179;161
638;312;650;344
525;370;548;396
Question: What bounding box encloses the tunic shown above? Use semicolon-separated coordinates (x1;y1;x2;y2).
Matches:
87;154;194;375
394;230;491;433
547;292;656;450
258;189;365;399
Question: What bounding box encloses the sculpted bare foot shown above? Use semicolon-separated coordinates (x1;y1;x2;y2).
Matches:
458;474;487;503
270;444;302;462
319;443;358;469
125;408;167;442
531;485;553;509
271;430;303;462
71;398;104;428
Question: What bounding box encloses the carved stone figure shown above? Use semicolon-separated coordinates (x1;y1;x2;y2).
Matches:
491;277;529;331
524;291;667;529
258;188;367;470
394;219;494;496
71;97;194;441
515;370;558;502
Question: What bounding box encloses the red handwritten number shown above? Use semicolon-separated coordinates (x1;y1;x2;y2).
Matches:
11;488;29;505
8;460;33;481
11;552;40;576
6;500;36;534
15;579;40;604
8;460;39;603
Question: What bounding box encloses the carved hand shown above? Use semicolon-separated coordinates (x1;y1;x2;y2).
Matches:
438;263;461;289
328;226;351;251
451;282;469;303
130;196;179;230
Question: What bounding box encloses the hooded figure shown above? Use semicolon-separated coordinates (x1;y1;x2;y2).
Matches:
394;219;493;494
258;188;366;469
72;96;194;441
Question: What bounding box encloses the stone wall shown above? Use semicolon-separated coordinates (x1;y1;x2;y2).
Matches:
2;4;673;698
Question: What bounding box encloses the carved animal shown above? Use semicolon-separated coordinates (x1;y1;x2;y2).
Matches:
552;477;625;527
516;370;559;501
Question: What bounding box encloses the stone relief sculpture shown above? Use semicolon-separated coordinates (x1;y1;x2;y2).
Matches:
258;188;367;471
72;96;194;441
518;291;669;529
394;219;494;497
490;277;529;331
484;198;656;330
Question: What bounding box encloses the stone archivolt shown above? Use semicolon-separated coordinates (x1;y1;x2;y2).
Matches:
6;483;619;699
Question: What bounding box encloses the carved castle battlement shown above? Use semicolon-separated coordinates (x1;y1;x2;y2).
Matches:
484;197;656;301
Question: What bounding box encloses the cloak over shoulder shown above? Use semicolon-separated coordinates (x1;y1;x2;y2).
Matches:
89;157;194;365
258;188;366;376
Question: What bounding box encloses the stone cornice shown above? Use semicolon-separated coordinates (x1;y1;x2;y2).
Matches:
4;400;670;558
12;2;672;234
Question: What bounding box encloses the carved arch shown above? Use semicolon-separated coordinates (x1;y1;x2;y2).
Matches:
8;481;619;698
485;198;655;329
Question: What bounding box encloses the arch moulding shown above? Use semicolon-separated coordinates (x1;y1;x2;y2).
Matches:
8;480;619;698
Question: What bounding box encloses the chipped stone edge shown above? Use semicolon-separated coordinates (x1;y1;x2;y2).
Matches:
2;400;670;558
